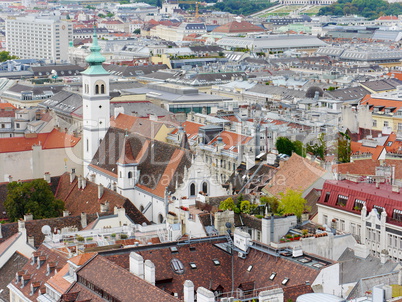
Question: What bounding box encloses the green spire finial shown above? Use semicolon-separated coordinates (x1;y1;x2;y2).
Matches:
85;24;106;65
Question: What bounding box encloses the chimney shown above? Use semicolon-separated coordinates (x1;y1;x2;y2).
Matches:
100;201;110;213
70;170;76;183
77;175;82;189
24;214;33;221
44;172;51;183
376;181;380;189
28;236;35;246
90;174;96;182
114;106;124;119
63;210;70;217
380;249;389;264
18;219;25;231
184;280;195;302
144;260;155;285
81;212;87;228
392;185;400;194
8;175;12;182
112;182;117;191
196;287;215;302
98;184;104;199
82;177;87;189
129;252;144;279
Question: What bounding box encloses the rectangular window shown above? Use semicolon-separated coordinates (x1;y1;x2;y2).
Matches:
373;120;377;127
351;223;356;235
336;195;348;207
393;209;402;221
398;123;402;131
384;121;389;127
353;199;365;211
340;220;345;231
324;192;330;203
323;215;328;226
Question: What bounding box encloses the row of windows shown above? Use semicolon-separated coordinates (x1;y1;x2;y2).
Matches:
373;120;402;130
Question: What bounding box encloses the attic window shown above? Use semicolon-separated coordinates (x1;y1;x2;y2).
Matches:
247;265;253;272
213;259;220;266
393;209;402;221
374;205;385;215
269;272;276;280
171;258;184;274
336;195;348;207
189;246;196;251
282;277;289;285
170;246;178;253
189;262;197;269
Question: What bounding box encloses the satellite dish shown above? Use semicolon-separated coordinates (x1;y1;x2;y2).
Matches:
41;225;51;235
225;222;232;229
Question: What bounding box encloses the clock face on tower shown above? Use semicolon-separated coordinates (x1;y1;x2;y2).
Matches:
62;25;66;30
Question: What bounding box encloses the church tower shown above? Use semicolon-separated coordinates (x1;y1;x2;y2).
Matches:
82;28;110;175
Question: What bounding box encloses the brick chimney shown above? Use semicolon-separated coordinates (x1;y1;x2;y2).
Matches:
81;212;87;228
183;280;195;302
129;252;144;279
144;260;155;285
44;172;51;184
98;184;104;199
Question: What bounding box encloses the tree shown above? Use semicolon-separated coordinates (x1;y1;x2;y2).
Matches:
133;28;141;34
306;133;326;159
0;51;18;62
337;132;351;163
219;197;235;211
5;179;65;222
293;140;305;157
240;200;252;214
260;196;280;214
276;137;294;156
279;189;309;220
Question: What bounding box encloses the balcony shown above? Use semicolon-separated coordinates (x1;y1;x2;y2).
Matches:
385;153;402;160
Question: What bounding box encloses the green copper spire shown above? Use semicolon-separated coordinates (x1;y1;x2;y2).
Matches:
82;26;109;75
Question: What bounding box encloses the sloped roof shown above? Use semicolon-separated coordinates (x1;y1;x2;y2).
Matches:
351;141;384;160
64;255;178;302
262;153;327;197
0;129;80;153
0;252;28;302
333;159;402;180
213;20;263;33
208;131;252;153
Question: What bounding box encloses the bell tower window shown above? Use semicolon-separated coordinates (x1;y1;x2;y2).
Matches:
101;84;105;94
95;85;99;94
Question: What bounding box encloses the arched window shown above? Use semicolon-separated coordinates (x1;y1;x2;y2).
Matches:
128;171;133;179
190;183;196;196
95;85;99;94
101;84;105;94
158;214;164;223
202;182;208;195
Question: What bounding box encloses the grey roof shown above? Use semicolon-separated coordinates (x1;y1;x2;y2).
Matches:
6;83;65;95
217;35;328;50
110;101;173;118
0;252;29;302
246;84;306;100
183;23;206;30
360;78;402;92
189;45;223;53
340;49;402;61
31;64;85;77
104;64;169;77
73;27;109;34
325;86;370;102
338;248;398;284
39;90;82;115
373;30;402;42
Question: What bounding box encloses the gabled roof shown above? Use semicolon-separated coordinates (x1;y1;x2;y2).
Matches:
117;135;137;165
11;244;68;300
63;255;178;302
213;20;263;33
351;141;385;160
208;131;252;153
262;153;327;197
360;94;402;112
0;129;80;153
0;252;28;302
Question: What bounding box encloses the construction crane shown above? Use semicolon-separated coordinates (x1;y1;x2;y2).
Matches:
178;1;200;19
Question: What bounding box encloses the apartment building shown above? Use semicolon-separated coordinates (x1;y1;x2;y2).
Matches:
6;15;72;63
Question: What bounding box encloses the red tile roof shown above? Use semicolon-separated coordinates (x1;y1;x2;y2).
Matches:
378;16;398;20
360;94;402;112
0;103;16;110
208;130;252;152
213;20;263;33
170;121;203;140
351;141;385;160
333;159;402;180
0;129;80;153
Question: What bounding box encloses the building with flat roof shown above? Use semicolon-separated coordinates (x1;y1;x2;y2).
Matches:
6;15;72;63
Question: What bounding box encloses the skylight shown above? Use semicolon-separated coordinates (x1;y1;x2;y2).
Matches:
247;265;253;272
190;262;197;269
282;278;289;285
213;259;220;266
269;272;276;280
171;258;184;274
170;246;178;253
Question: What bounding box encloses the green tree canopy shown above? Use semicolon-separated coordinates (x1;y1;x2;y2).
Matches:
337;131;351;163
5;179;65;221
306;133;326;159
260;196;280;214
133;28;141;34
279;189;309;219
276;137;294;156
219;197;236;211
0;51;18;62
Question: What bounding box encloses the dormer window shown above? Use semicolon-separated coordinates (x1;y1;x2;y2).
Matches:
392;209;402;221
336;195;348;207
374;205;385;215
